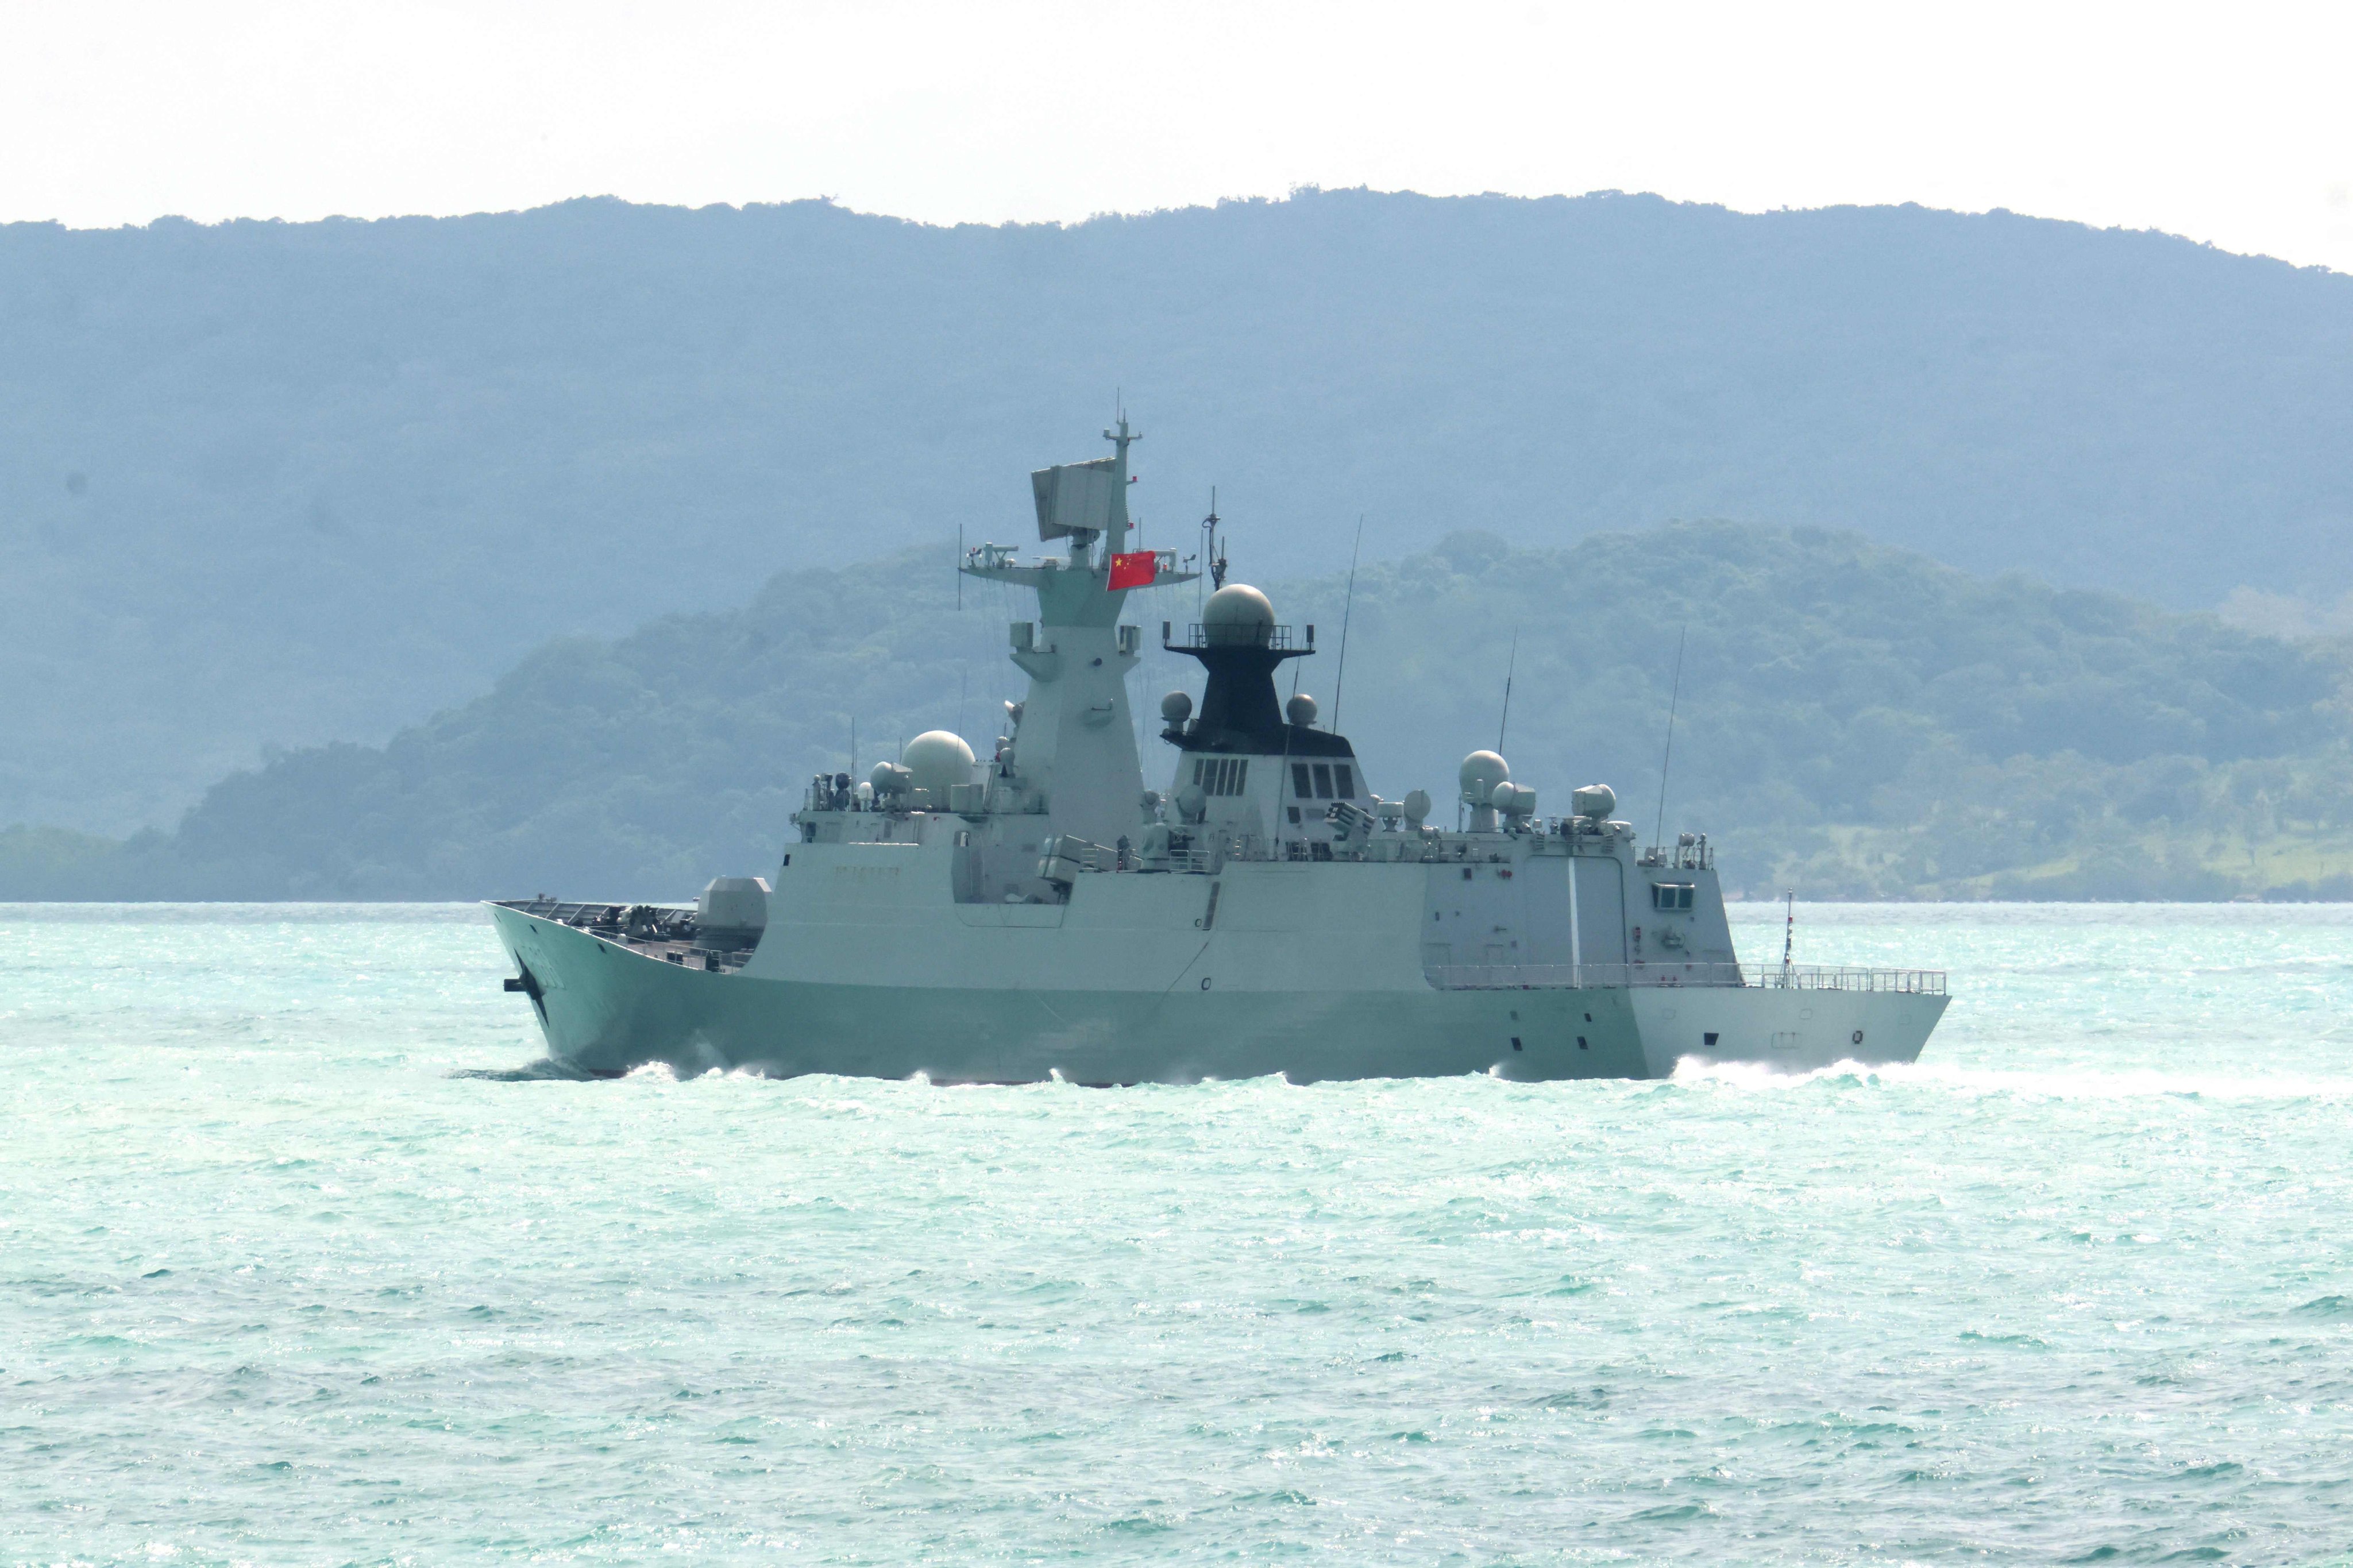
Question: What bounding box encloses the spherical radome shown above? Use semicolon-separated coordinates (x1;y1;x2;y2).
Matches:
1459;750;1510;802
1202;584;1275;645
1160;690;1194;724
901;731;977;797
1285;692;1318;727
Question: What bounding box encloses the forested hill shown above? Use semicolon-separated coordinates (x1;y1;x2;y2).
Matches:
4;190;2352;836
15;522;2350;902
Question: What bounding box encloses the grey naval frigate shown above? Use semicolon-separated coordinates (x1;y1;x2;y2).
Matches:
489;422;1948;1082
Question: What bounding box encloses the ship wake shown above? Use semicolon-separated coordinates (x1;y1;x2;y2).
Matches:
1671;1055;2353;1102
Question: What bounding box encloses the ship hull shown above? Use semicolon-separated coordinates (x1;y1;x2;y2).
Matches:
489;905;1946;1083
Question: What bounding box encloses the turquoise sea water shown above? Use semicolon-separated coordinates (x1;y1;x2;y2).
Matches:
5;902;2353;1566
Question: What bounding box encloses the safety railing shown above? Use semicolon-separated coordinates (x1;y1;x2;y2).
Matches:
1050;836;1224;875
496;898;659;929
1426;963;1946;994
1162;622;1310;651
1150;849;1218;874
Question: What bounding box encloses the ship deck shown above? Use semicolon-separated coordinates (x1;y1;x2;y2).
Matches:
490;898;755;973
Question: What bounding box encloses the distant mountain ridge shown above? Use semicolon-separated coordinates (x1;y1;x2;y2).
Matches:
13;522;2349;903
4;189;2350;833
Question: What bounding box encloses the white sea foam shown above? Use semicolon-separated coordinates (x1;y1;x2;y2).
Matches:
1671;1054;2353;1101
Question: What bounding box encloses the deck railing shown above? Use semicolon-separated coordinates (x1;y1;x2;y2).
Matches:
1162;623;1309;652
1046;840;1224;876
1426;962;1946;994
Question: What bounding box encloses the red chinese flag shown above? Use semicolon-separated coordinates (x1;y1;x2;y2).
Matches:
1108;550;1158;590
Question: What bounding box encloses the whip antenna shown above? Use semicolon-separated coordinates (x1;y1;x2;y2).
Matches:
1652;625;1687;849
1497;626;1518;751
1331;515;1364;731
1197;488;1221;623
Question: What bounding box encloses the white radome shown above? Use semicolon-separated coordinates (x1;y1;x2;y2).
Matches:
1571;783;1617;820
1202;583;1275;644
901;731;977;798
1459;749;1510;803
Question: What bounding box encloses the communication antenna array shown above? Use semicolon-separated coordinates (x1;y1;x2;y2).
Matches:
1203;489;1228;592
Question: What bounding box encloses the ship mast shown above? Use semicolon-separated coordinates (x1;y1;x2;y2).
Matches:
1102;413;1139;562
955;418;1197;848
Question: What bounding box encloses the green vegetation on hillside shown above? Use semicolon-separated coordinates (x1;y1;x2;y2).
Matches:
11;523;2347;901
5;190;2352;832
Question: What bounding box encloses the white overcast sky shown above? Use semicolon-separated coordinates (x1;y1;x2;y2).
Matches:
5;0;2351;272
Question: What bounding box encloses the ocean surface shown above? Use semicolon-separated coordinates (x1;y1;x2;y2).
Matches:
5;902;2352;1566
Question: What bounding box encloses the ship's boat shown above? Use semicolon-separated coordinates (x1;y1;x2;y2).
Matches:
489;422;1947;1080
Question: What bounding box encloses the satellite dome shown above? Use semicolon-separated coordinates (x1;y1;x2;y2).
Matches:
901;731;977;798
1459;750;1510;803
1160;690;1194;724
1202;583;1275;646
1285;692;1318;727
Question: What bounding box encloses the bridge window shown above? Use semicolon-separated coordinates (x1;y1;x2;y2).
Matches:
1292;762;1356;800
1652;883;1695;911
1192;756;1249;797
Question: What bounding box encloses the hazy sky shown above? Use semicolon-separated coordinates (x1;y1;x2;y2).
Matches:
7;0;2351;272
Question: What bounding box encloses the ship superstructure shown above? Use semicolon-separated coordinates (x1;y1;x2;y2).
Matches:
489;423;1947;1081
